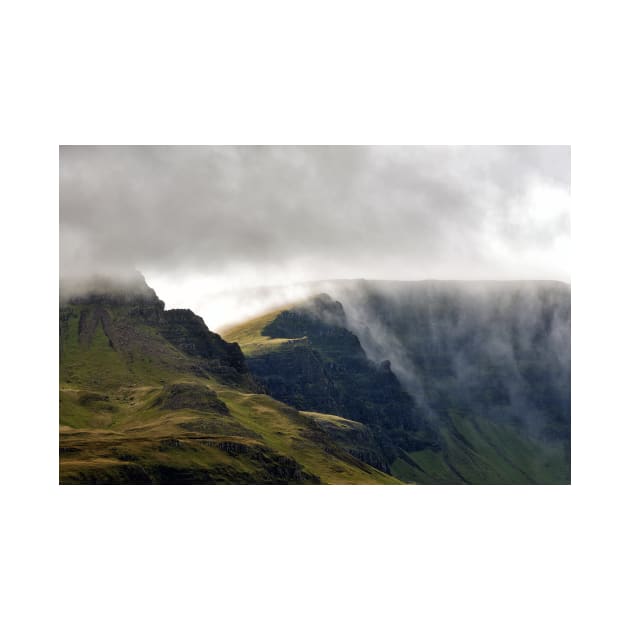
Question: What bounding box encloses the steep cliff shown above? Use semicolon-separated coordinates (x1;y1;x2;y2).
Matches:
225;294;439;470
224;282;571;484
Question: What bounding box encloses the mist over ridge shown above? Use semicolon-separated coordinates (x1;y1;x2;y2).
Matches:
61;146;570;320
324;279;570;441
59;146;571;485
222;278;570;482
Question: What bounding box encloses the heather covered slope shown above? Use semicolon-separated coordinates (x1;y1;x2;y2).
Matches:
59;275;399;484
224;282;571;484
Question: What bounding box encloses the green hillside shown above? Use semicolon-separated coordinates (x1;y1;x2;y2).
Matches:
59;276;569;484
59;277;399;484
391;412;569;485
221;307;305;356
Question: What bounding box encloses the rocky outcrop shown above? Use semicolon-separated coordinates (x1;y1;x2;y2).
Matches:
159;309;252;385
245;294;437;464
155;382;230;415
308;414;390;472
60;272;256;388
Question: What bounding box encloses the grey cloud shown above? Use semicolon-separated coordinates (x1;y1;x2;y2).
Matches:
59;145;570;284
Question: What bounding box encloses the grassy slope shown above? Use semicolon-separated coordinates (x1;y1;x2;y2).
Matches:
391;412;569;485
60;304;185;387
212;386;397;484
221;307;305;357
60;305;397;484
60;379;398;484
301;411;367;431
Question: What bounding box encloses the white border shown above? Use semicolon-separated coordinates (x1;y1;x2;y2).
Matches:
3;1;629;629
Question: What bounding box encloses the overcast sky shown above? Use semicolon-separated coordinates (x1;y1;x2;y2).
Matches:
60;145;570;329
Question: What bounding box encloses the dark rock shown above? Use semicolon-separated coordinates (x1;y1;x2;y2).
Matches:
159;438;183;451
159;309;254;386
60;273;258;388
247;295;436;464
156;382;230;414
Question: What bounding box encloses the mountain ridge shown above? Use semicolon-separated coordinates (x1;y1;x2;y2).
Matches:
59;274;398;484
224;280;570;484
59;274;570;484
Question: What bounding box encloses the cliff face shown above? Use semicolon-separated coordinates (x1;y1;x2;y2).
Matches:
225;282;571;484
60;273;254;388
241;295;438;466
333;280;571;444
329;280;571;483
159;309;250;384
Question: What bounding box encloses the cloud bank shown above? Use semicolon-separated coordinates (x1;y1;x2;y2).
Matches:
60;145;570;328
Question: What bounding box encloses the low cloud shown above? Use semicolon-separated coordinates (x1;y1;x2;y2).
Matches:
60;145;570;328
